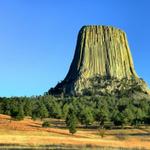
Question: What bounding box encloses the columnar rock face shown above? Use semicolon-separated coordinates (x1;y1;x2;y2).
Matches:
49;25;150;97
66;26;137;80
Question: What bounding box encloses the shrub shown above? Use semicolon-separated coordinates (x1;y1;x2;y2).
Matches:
42;121;51;127
97;128;106;138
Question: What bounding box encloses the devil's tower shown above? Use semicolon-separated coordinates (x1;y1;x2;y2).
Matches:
49;25;150;97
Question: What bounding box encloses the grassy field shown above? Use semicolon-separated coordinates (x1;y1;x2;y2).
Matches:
0;114;150;150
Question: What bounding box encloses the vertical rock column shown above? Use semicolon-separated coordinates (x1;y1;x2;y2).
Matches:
49;25;149;95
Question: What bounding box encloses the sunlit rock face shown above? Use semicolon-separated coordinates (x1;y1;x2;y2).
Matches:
48;25;150;97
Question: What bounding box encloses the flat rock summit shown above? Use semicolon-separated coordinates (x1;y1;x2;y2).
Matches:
49;25;150;98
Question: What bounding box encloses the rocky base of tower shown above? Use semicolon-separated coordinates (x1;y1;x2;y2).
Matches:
82;76;150;98
48;76;150;99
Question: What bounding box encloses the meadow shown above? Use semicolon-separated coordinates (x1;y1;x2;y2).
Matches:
0;114;150;150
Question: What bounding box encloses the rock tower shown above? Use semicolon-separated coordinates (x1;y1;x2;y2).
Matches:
49;26;150;97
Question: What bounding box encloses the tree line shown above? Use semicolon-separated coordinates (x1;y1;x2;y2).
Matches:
0;95;150;134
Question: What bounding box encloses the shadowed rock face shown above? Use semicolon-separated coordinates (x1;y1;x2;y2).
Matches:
48;25;150;96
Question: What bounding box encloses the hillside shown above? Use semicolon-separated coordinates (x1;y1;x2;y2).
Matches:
0;114;150;149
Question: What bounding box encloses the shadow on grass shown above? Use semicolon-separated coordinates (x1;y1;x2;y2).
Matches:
108;132;150;137
0;143;147;150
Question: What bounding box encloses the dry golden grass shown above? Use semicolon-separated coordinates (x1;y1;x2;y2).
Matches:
0;114;150;149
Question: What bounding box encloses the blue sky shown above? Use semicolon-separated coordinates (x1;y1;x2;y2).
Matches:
0;0;150;97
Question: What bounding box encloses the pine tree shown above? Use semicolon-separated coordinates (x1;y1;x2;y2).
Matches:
32;101;48;120
79;107;94;127
16;105;24;120
24;100;32;116
11;105;24;121
38;102;49;120
66;108;77;135
95;102;110;128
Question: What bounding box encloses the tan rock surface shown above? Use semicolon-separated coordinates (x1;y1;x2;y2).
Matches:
49;26;150;96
